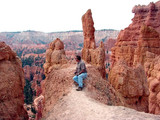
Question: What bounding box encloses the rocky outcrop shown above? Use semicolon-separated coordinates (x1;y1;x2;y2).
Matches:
42;38;69;117
132;2;160;33
0;42;28;119
146;55;160;114
82;9;106;78
111;1;160;67
0;42;16;60
109;60;149;111
134;25;160;66
43;38;68;75
84;64;120;106
42;64;74;116
109;1;160;114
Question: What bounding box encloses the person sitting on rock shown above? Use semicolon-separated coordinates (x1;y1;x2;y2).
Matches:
73;55;87;91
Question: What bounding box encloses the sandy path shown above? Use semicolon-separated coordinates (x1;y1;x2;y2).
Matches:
43;86;160;120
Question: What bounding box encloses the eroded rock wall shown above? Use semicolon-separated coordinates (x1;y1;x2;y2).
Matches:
145;53;160;114
109;1;160;114
0;42;28;120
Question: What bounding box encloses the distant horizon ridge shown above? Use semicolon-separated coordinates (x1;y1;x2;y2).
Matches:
1;28;119;33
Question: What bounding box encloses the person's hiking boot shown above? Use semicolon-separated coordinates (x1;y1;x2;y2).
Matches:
76;87;83;91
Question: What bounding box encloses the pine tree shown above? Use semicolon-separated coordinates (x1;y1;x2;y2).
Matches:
24;79;33;104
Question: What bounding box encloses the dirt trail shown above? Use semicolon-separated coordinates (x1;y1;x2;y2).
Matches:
43;86;160;120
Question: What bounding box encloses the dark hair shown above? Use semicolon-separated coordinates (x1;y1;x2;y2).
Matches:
76;55;81;61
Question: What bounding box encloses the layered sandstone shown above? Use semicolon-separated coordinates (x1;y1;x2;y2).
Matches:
111;1;160;67
43;38;68;75
109;1;160;114
134;25;160;65
145;54;160;114
82;9;106;78
0;42;28;119
109;60;149;112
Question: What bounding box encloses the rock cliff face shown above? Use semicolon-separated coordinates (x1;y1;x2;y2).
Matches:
0;42;28;119
109;60;149;111
109;1;160;114
134;25;160;65
82;9;106;78
146;54;160;115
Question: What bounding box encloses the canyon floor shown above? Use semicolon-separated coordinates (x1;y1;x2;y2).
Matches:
43;85;160;120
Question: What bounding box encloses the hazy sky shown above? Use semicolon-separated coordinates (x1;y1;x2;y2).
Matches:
0;0;159;32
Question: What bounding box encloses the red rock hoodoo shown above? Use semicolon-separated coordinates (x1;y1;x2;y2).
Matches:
43;38;68;75
0;42;28;119
82;9;106;78
109;1;160;114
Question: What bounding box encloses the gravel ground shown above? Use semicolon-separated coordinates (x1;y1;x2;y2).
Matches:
43;86;160;120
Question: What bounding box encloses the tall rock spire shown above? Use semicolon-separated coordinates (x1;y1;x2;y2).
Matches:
82;9;96;49
82;9;106;78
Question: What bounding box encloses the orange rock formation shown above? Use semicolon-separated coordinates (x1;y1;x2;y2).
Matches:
43;38;68;75
82;9;106;78
0;42;28;119
39;38;69;118
109;1;160;114
146;54;160;114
